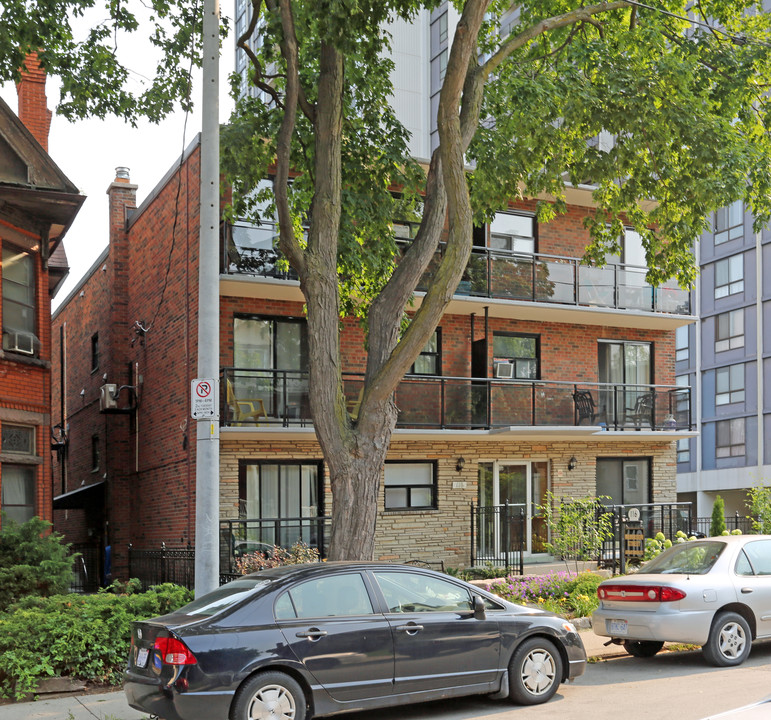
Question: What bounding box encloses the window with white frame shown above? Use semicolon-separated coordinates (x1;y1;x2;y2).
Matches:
486;212;535;254
384;462;436;510
714;255;743;299
714;201;743;245
716;365;744;406
2;245;38;356
1;424;36;524
675;325;689;362
715;309;744;353
716;418;745;458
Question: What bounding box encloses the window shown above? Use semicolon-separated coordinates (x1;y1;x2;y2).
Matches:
675;325;689;362
596;458;651;505
275;573;374;619
714;201;743;245
1;424;34;454
716;418;745;457
438;12;448;43
91;333;100;372
677;438;690;464
239;462;321;546
410;329;441;375
2;245;37;355
91;435;100;472
478;212;535;254
373;571;473;614
1;424;36;524
714;255;743;299
736;540;771;576
716;365;744;406
384;462;436;510
715;309;744;352
493;333;538;379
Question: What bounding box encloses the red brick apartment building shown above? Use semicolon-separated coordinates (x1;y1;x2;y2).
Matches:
0;56;83;531
51;137;696;582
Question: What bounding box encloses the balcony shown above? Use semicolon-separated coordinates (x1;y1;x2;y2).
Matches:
220;222;692;329
221;367;694;439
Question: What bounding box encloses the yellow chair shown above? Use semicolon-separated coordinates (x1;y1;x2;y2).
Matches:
226;380;267;425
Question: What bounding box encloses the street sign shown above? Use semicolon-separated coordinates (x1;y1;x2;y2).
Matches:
191;378;219;419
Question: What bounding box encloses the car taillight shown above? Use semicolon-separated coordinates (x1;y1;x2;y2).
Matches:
153;636;197;665
597;584;686;602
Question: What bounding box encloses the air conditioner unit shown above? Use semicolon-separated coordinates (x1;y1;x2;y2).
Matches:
2;331;35;355
495;362;514;379
100;384;118;411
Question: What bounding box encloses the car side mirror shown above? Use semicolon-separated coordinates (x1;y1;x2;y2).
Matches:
473;595;486;620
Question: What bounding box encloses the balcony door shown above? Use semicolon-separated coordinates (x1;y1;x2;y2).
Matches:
598;341;651;426
233;316;308;421
477;461;549;560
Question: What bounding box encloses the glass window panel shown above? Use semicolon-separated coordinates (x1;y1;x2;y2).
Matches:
261;465;279;517
285;574;373;618
385;487;408;508
410;487;432;507
385;463;432;485
1;425;34;454
489;213;535;253
374;571;472;614
623;228;646;267
1;465;34;523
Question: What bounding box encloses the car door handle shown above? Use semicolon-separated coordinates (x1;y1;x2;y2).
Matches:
296;629;327;640
395;623;424;635
740;587;754;594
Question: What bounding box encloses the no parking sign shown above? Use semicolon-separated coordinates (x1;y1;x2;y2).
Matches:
191;378;219;419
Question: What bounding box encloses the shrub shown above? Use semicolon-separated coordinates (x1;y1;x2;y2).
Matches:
0;516;74;606
748;486;771;534
0;582;192;699
235;541;320;575
711;496;727;537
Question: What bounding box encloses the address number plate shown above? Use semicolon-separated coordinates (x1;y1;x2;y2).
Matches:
607;619;628;636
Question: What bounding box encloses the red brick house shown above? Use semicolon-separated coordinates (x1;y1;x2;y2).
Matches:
51;136;696;582
0;55;84;529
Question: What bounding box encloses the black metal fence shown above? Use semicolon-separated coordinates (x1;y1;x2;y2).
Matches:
470;502;525;576
127;543;196;591
69;543;103;593
693;515;755;536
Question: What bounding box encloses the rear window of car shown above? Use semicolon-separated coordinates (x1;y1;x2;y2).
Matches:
640;541;725;575
176;578;271;617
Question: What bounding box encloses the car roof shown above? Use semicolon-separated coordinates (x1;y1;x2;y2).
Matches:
243;561;448;582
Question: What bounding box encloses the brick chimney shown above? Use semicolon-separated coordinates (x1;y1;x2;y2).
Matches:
16;52;52;151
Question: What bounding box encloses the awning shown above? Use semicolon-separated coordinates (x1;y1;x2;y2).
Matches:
53;481;105;510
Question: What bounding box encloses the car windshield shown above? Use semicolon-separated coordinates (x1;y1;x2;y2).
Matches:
640;541;725;575
176;577;271;617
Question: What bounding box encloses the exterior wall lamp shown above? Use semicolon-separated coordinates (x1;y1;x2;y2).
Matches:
568;456;578;471
456;457;466;472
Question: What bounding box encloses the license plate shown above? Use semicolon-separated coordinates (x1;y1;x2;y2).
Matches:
136;647;149;668
607;619;628;636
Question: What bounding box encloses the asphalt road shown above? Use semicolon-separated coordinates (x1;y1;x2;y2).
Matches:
344;641;771;720
2;640;771;720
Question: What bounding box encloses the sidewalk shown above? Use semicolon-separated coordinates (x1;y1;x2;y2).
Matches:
0;628;627;720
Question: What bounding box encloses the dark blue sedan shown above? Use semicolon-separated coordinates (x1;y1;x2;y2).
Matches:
124;562;586;720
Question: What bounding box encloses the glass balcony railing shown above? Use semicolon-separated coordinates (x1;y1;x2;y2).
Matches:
222;367;693;431
221;221;691;316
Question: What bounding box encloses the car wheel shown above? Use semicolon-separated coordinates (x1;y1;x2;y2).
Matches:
508;637;563;705
623;640;664;658
702;612;752;667
231;671;306;720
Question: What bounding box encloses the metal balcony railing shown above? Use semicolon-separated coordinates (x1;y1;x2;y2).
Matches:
222;367;693;431
221;220;691;316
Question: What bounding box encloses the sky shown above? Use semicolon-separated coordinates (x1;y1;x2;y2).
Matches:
0;11;236;311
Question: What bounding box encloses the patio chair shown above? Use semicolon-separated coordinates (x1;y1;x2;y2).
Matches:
573;389;599;425
628;391;655;429
226;379;267;426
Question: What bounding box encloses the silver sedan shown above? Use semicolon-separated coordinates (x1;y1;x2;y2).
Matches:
593;534;771;666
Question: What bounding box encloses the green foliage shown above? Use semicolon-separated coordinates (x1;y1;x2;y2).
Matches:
748;486;771;534
539;493;614;572
711;495;727;537
0;583;193;700
487;571;602;619
235;541;320;575
0;516;75;607
446;562;507;581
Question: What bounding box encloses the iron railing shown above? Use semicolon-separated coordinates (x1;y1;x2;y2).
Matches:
69;543;103;593
470;502;525;575
223;367;693;431
693;515;755;536
127;543;196;591
221;220;690;316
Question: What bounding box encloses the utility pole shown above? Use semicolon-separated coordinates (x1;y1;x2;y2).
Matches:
195;0;220;597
